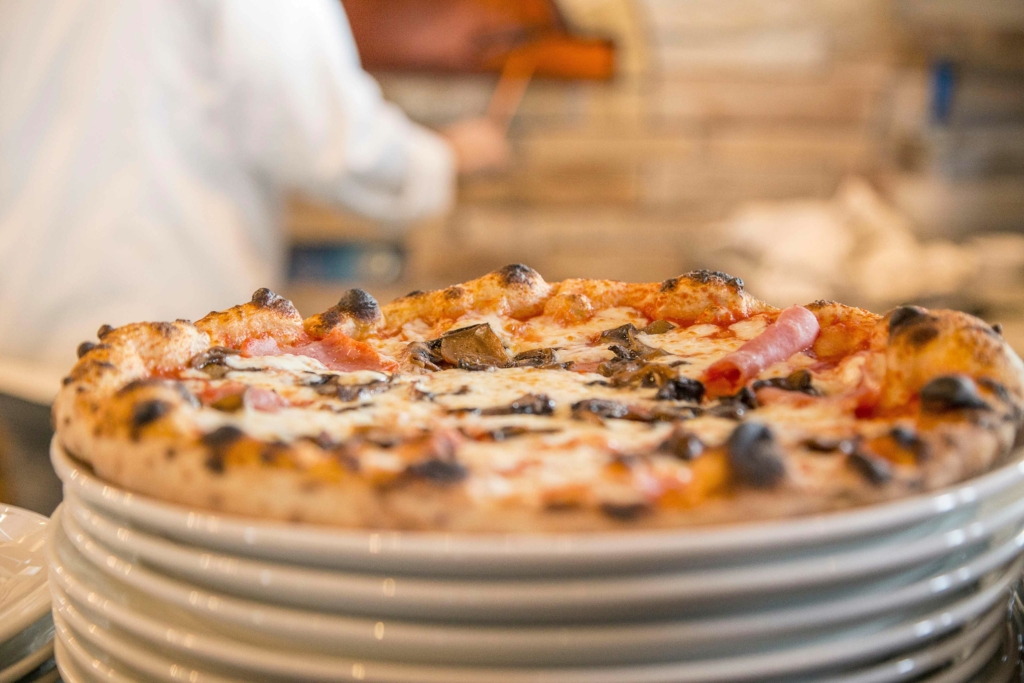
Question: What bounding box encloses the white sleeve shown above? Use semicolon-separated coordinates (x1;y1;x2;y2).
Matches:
215;0;455;226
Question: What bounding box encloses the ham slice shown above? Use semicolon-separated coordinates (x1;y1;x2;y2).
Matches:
242;331;398;373
703;306;820;398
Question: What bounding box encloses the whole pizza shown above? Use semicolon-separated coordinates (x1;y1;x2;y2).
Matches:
55;266;1024;532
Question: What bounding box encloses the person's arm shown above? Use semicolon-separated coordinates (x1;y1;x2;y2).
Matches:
216;0;455;225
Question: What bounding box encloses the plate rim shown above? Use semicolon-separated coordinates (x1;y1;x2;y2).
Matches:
50;438;1024;570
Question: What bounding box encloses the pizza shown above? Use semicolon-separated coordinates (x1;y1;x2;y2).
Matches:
54;265;1024;532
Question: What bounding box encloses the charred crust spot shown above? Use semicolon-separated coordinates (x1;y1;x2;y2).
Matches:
887;306;936;342
907;326;939;347
659;277;680;293
404;290;425;298
131;400;170;428
497;263;538;286
804;300;835;311
443;286;465;301
405;459;468;484
335;289;381;322
205;453;225;474
920;376;991;413
165;447;176;460
152;321;176;338
847;449;893;485
727;422;785;488
992;323;1004;336
77;341;97;358
600;502;650;521
97;324;115;338
681;270;744;291
62;376;73;386
250;288;294;312
202;425;245;448
890;426;928;460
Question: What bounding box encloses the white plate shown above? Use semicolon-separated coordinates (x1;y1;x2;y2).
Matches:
50;573;1013;683
0;615;54;683
56;504;1024;666
49;520;1024;682
0;505;51;643
51;439;1024;576
60;494;1024;664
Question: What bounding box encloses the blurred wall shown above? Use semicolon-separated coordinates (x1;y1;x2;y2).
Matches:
286;0;1022;311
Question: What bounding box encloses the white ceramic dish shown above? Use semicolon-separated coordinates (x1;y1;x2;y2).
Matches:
57;505;1024;666
49;519;1024;682
62;491;960;623
0;505;52;643
61;494;1024;663
51;439;1024;576
0;616;54;683
51;572;1012;683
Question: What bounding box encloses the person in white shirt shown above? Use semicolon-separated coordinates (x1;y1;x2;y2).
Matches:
0;0;507;369
0;0;507;513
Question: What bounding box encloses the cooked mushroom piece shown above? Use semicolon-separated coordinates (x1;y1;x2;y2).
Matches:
481;393;556;416
436;324;511;369
642;320;677;335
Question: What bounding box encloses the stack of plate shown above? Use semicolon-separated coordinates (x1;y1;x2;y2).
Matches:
49;440;1023;683
0;505;57;683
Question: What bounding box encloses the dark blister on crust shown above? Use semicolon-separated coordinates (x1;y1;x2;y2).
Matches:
920;376;991;413
498;263;540;286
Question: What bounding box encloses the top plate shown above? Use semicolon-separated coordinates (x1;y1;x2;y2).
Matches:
51;439;1024;576
0;504;51;643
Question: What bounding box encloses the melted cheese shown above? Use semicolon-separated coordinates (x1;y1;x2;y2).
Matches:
179;306;874;513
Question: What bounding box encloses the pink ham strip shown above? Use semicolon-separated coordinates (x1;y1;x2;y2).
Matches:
703;306;820;398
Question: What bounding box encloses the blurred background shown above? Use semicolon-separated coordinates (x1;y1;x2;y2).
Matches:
2;0;1024;514
290;0;1024;351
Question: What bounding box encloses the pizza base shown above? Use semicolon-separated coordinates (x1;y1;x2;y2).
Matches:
54;267;1024;532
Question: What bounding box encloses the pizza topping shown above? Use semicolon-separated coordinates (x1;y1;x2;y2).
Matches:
847;449;893;485
510;348;570;369
726;422;785;488
190;347;242;379
654;377;705;403
641;320;676;335
920;376;991;413
658;430;705;460
703;306;820;398
210;391;245;413
572;398;631;421
428;323;511;370
480;393;556;416
706;387;758;420
243;332;395;373
244;387;289;412
598;324;667;361
803;437;856;454
752;369;820;396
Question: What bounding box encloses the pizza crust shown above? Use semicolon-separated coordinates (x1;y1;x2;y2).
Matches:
53;266;1024;532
